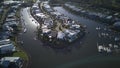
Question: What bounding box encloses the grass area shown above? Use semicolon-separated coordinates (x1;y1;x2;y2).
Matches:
13;51;28;60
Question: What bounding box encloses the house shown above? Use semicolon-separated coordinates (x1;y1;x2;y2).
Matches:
57;31;65;40
32;6;39;11
0;39;16;54
2;24;13;31
3;1;22;5
43;4;54;12
6;21;18;26
42;28;51;34
32;4;39;11
64;29;78;42
32;5;39;13
5;18;16;22
43;4;51;9
7;13;15;18
35;13;47;20
48;31;57;39
63;18;72;26
41;24;48;29
97;13;106;18
114;13;119;16
0;43;16;54
0;39;11;45
0;31;12;39
106;15;113;20
70;24;81;30
44;18;53;27
113;21;120;31
0;57;23;68
3;20;18;31
34;9;41;14
11;5;19;9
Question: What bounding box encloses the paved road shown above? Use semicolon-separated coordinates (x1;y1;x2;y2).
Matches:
19;7;120;68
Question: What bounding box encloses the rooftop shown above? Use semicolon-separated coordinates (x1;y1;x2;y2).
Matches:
0;39;11;45
0;57;20;62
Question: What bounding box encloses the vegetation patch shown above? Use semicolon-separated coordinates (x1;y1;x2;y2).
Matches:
13;51;28;60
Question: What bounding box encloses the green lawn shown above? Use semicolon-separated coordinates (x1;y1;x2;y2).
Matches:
13;51;29;60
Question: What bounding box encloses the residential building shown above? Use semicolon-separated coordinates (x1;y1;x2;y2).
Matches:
0;57;23;68
0;39;16;54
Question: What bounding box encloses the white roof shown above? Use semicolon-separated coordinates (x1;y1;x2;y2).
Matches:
68;32;76;36
57;31;65;39
0;39;11;45
0;43;16;54
71;24;80;28
7;14;15;18
42;29;51;34
6;18;16;22
6;21;18;25
114;21;120;26
64;29;78;37
35;9;40;12
106;16;112;19
64;29;77;34
32;5;38;8
4;1;22;4
43;4;50;9
41;24;48;29
0;57;20;62
114;13;119;16
44;18;53;26
0;43;14;48
36;13;46;18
